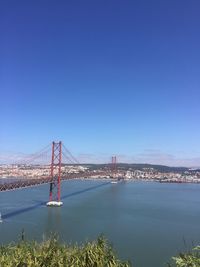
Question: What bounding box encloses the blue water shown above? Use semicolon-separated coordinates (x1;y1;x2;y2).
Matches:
0;180;200;267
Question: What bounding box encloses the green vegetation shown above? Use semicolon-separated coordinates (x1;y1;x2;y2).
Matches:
169;246;200;267
1;235;200;267
0;236;130;267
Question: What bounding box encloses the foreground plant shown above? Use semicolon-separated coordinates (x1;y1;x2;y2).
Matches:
0;236;131;267
169;246;200;267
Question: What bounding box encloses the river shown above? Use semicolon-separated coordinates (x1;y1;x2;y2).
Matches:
0;179;200;267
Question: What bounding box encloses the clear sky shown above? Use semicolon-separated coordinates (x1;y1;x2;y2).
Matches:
1;0;200;166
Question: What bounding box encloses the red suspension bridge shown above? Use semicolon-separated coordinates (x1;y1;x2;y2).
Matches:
0;141;123;205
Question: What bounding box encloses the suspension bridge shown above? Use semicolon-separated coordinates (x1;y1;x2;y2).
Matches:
0;141;122;206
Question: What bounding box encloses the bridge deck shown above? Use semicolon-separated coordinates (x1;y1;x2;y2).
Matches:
0;172;110;192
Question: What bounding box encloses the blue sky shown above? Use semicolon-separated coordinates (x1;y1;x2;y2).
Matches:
1;0;200;166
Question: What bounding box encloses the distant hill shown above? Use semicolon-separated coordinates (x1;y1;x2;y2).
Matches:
78;163;189;173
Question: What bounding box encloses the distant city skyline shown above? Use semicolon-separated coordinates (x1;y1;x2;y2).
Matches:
1;1;200;167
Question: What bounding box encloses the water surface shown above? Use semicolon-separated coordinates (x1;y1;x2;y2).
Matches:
0;180;200;267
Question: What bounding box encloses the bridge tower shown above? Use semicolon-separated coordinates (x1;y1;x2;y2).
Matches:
111;156;117;178
47;141;63;206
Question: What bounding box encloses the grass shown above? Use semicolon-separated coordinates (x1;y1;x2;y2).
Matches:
168;246;200;267
0;235;131;267
1;234;200;266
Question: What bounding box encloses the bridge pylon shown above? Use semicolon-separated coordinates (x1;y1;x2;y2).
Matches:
47;141;63;207
111;156;117;178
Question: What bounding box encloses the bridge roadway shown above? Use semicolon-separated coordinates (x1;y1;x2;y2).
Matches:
0;172;110;192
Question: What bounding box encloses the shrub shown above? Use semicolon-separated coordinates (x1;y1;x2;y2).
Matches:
0;236;131;267
169;246;200;267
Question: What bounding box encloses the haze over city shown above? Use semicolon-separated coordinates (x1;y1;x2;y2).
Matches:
1;1;200;166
